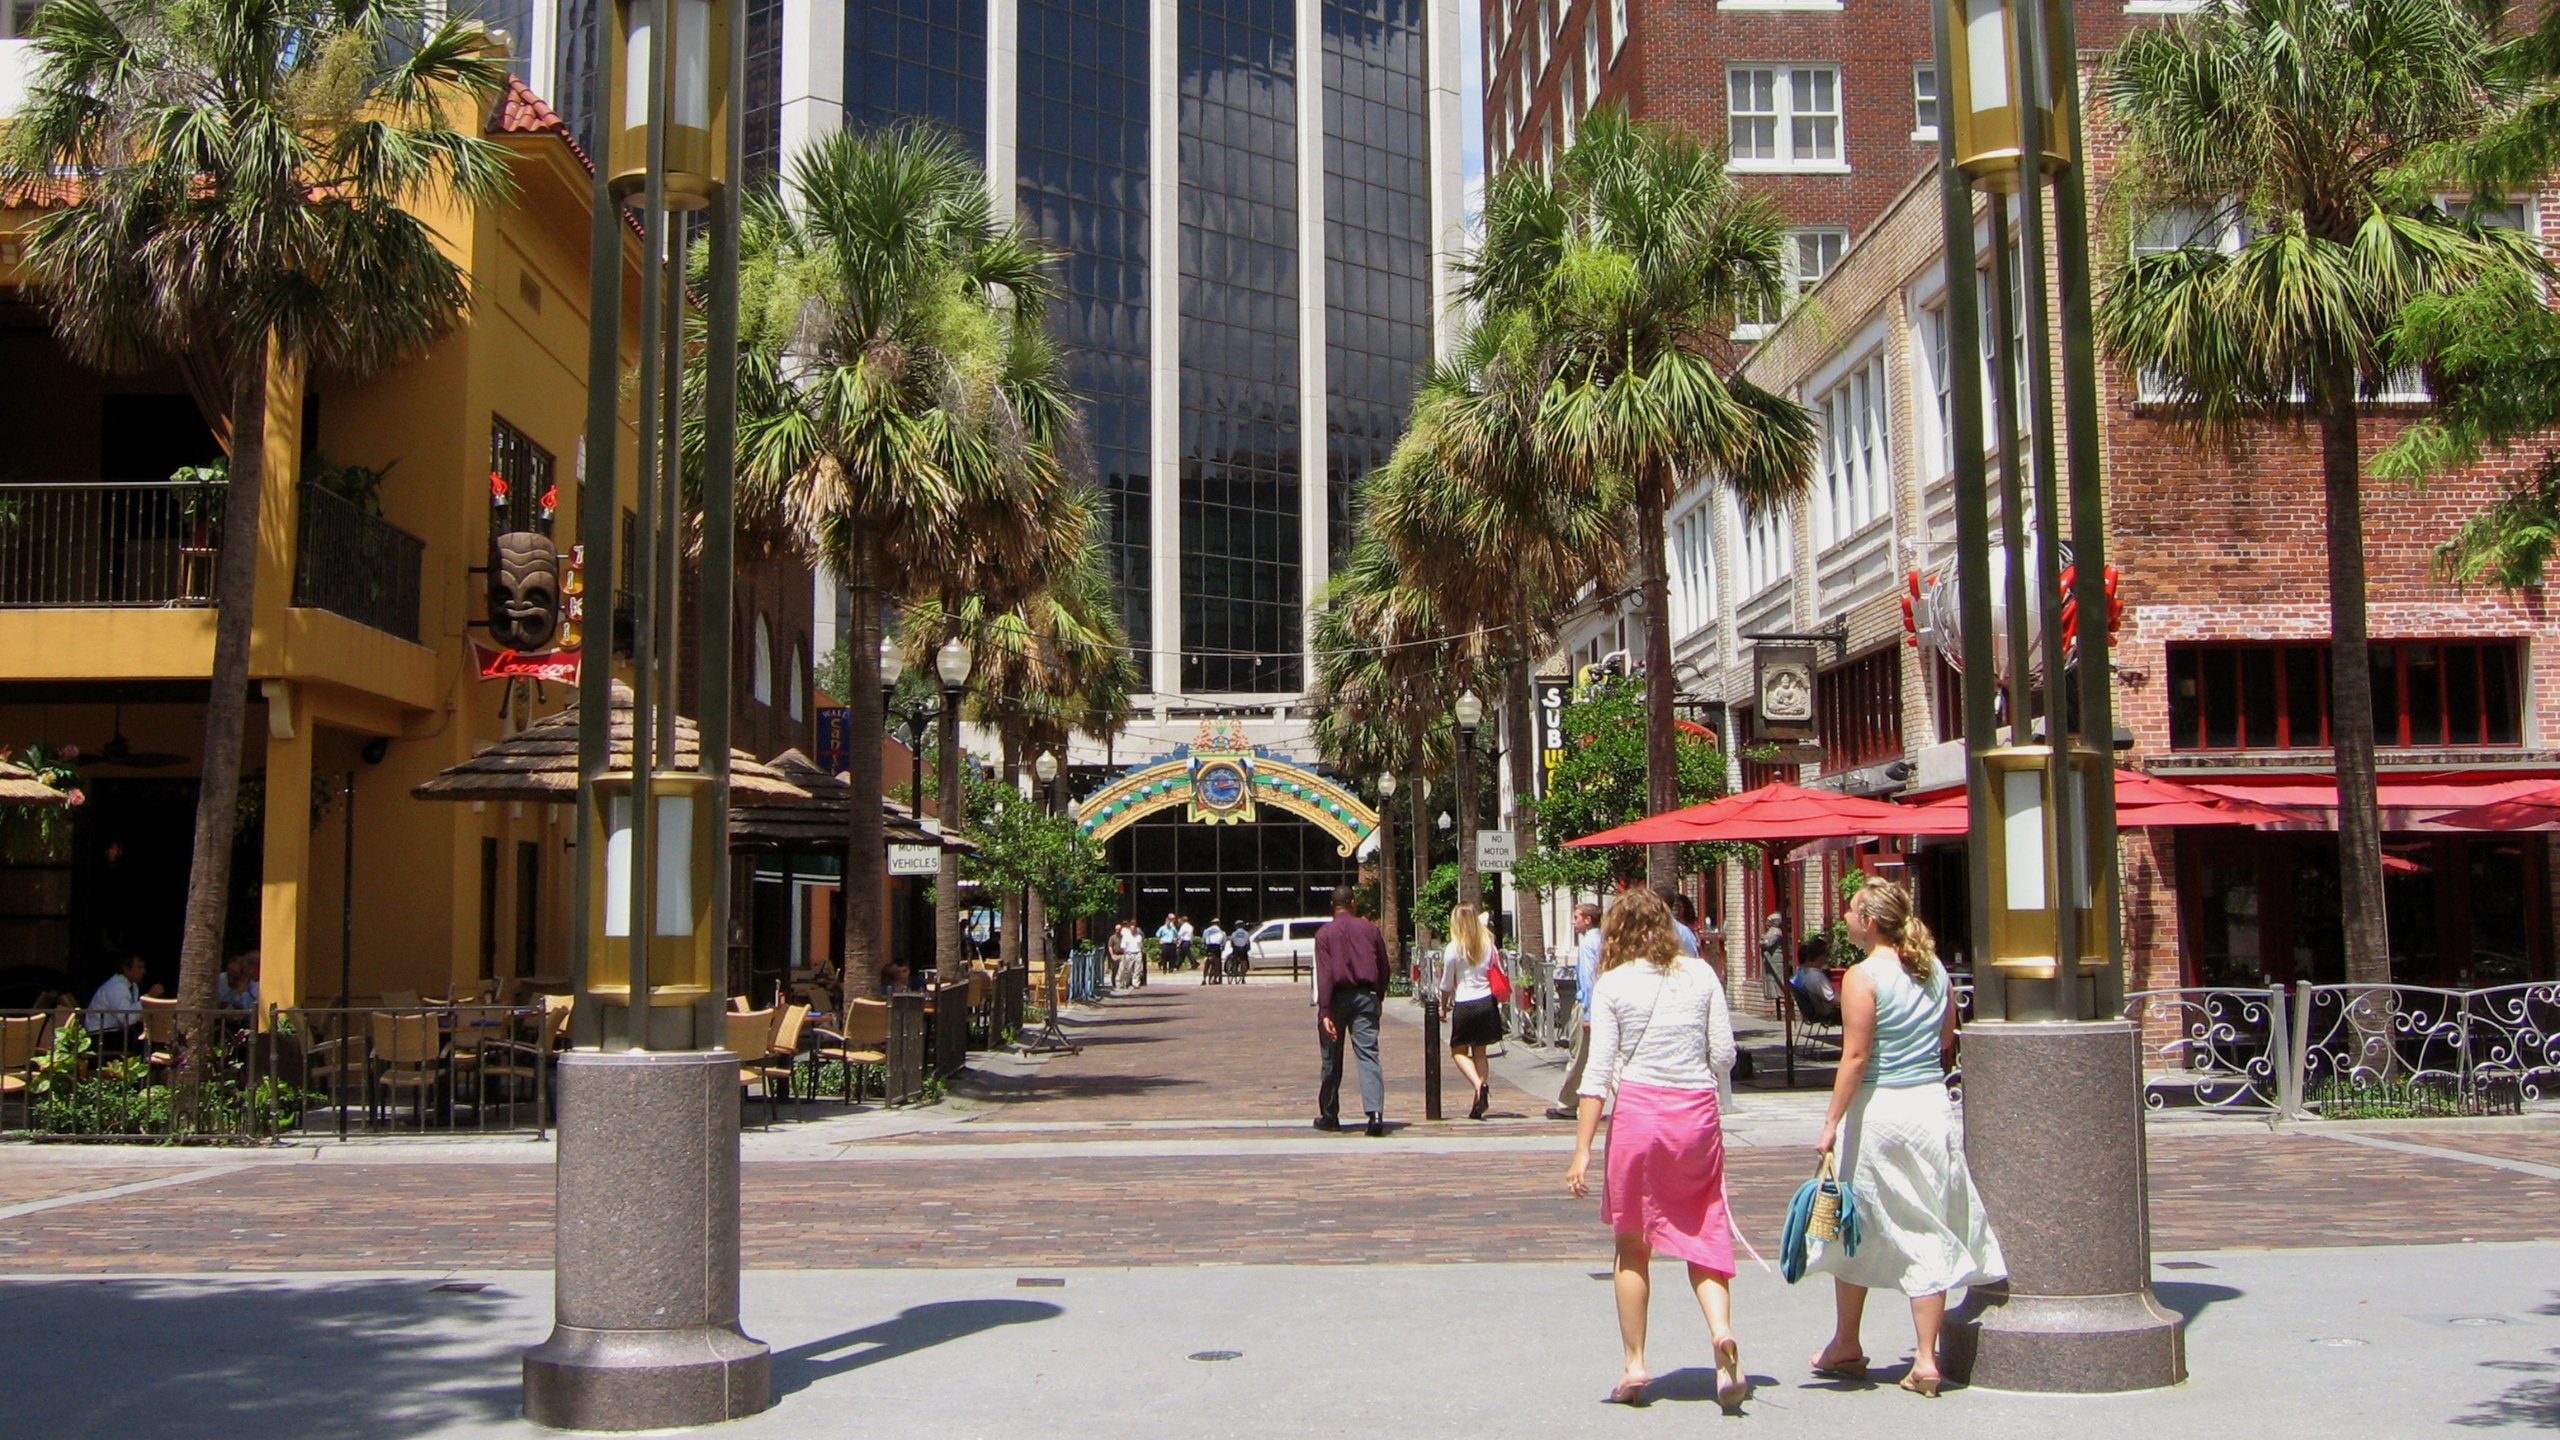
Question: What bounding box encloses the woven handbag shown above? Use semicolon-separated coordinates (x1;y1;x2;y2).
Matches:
1808;1152;1844;1242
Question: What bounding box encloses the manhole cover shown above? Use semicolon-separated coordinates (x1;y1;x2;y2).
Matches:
1189;1350;1243;1363
1016;1277;1065;1288
2312;1337;2369;1348
2451;1316;2508;1327
2158;1261;2214;1271
431;1282;488;1294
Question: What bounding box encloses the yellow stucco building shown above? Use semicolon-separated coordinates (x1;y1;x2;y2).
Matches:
0;80;656;1013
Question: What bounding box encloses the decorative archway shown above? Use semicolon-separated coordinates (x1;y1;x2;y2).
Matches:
1077;720;1378;857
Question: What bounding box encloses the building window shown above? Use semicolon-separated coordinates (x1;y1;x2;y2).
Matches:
1914;65;1938;137
2166;640;2523;751
1923;304;1953;478
1727;66;1840;169
752;615;774;707
1668;507;1716;636
1609;0;1628;60
1816;354;1890;548
1817;648;1904;773
1740;499;1791;596
1584;7;1601;94
1743;227;1846;332
489;417;557;536
788;642;806;723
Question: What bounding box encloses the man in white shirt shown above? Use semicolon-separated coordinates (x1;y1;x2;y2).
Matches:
1176;917;1196;970
1548;901;1606;1120
1200;920;1227;984
84;955;150;1037
217;951;262;1012
1114;921;1144;991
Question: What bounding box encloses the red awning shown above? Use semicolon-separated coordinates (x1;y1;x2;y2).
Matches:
1909;770;2291;829
1569;781;1966;847
2191;772;2560;831
2422;782;2560;831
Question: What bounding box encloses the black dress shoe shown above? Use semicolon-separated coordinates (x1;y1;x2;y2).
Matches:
1469;1085;1490;1121
1313;1116;1342;1132
1364;1114;1386;1137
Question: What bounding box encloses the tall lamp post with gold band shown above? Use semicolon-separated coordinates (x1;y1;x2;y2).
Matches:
523;0;773;1426
1929;0;2184;1394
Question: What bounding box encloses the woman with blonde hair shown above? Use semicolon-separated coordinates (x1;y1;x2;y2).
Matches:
1809;879;2004;1397
1438;903;1505;1120
1563;888;1746;1413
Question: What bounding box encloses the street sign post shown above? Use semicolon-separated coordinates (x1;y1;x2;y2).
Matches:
1475;830;1517;870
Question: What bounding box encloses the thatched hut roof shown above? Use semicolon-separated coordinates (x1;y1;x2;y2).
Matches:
729;749;978;854
410;681;808;805
0;759;66;808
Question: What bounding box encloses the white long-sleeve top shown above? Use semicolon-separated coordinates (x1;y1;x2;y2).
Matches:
1438;947;1496;1004
1578;956;1737;1097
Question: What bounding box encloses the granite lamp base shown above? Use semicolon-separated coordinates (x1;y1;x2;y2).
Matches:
522;1049;772;1431
1943;1020;2186;1394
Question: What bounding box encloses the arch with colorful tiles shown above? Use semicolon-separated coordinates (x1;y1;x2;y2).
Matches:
1075;745;1378;858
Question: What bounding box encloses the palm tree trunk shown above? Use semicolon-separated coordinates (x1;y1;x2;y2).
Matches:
840;543;888;1006
1635;480;1678;893
2318;384;2391;992
1502;643;1545;955
998;711;1022;974
1411;780;1434;962
1377;793;1401;977
174;354;270;1091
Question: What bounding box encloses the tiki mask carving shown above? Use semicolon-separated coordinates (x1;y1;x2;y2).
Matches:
488;532;562;651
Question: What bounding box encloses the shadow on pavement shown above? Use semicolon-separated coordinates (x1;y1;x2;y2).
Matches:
2451;1292;2560;1429
774;1299;1064;1398
2152;1280;2243;1325
0;1277;525;1439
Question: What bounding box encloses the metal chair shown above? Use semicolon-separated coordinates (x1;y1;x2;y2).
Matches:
369;1011;444;1125
727;1008;778;1126
808;998;891;1102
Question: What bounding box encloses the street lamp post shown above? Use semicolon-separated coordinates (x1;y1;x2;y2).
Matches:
1020;750;1081;1054
1375;772;1401;982
933;636;972;982
1930;0;2182;1392
1412;775;1440;1121
526;0;772;1426
1453;691;1485;914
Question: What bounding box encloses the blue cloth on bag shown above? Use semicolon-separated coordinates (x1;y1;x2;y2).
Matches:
1779;1162;1862;1284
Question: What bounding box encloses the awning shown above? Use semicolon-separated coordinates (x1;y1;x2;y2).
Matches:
1569;781;1965;847
1907;769;2292;830
2422;782;2560;832
2191;772;2560;831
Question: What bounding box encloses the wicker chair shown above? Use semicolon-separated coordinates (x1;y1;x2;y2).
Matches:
807;997;891;1102
369;1011;444;1124
1;1013;45;1124
727;1008;778;1126
475;994;574;1117
742;1003;811;1117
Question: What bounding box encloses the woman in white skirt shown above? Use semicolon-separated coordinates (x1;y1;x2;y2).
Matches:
1810;880;2004;1397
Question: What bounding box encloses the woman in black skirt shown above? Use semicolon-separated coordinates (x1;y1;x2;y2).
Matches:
1439;904;1506;1120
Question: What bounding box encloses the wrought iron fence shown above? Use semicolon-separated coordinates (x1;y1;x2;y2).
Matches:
1;1006;282;1140
272;1005;557;1136
2293;982;2558;1118
2123;986;2290;1114
292;483;423;642
0;480;221;608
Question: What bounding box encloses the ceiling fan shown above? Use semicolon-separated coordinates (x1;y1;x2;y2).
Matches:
92;706;186;769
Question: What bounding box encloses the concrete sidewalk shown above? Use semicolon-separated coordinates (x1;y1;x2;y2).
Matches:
5;1241;2547;1437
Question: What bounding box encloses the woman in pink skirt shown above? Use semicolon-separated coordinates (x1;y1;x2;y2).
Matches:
1564;888;1744;1412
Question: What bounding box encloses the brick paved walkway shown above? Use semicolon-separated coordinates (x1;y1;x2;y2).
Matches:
3;1127;2554;1273
969;982;1549;1124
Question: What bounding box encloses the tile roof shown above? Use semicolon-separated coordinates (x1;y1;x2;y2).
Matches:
489;75;596;176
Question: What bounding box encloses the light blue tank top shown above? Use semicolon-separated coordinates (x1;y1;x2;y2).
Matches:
1863;952;1949;1089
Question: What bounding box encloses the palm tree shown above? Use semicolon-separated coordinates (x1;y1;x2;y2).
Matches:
1466;110;1818;893
1365;312;1628;955
727;124;1060;998
6;0;509;1056
2095;0;2540;987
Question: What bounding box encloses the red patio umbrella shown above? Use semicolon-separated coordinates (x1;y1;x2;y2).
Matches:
2423;782;2560;831
1568;781;1965;847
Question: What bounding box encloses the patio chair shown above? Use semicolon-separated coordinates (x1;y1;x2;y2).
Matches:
137;996;181;1073
1;1013;45;1126
727;1008;778;1126
475;994;573;1120
743;1003;811;1119
379;989;423;1011
296;1010;370;1118
966;969;995;1045
369;1011;444;1125
807;997;890;1102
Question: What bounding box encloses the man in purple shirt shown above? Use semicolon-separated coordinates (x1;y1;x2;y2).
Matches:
1312;885;1389;1137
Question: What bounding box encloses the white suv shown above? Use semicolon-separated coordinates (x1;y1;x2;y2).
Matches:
1246;916;1334;980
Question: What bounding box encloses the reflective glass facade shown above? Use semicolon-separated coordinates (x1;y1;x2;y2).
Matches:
1320;0;1431;565
552;0;602;152
1019;0;1153;645
742;0;784;183
1108;810;1355;929
845;0;990;155
1178;0;1303;695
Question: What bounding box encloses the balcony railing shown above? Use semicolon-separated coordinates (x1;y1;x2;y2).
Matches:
0;479;221;608
292;483;423;643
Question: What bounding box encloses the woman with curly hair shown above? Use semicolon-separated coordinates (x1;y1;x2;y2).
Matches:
1809;879;2004;1397
1563;888;1746;1413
